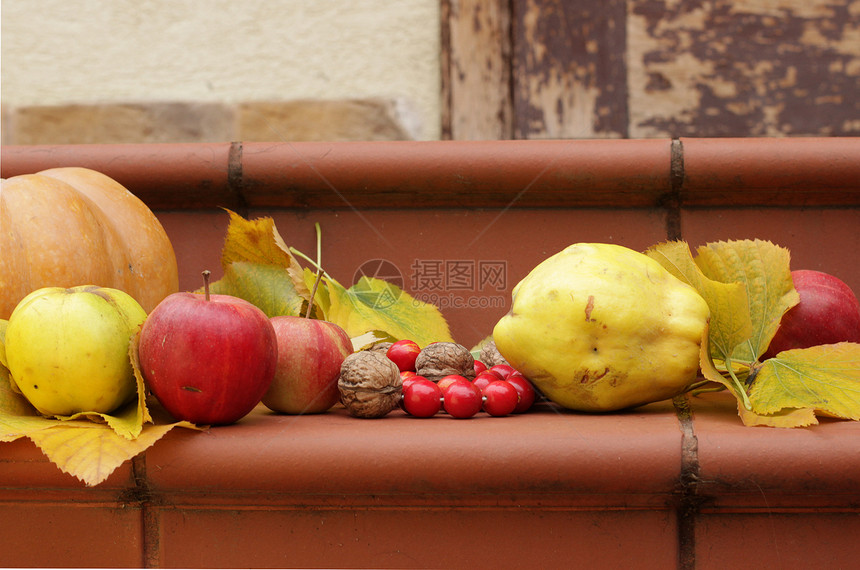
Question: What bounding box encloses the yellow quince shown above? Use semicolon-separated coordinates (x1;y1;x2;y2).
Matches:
493;243;709;411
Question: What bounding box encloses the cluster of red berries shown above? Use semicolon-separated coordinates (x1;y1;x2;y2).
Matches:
386;339;536;419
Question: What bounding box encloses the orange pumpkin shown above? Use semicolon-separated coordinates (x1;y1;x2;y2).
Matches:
0;167;179;319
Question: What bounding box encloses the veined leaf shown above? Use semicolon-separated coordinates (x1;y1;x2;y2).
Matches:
208;261;305;318
220;209;311;300
322;276;453;348
647;241;752;364
749;342;860;420
217;211;454;345
737;403;818;428
27;421;194;487
694;239;798;363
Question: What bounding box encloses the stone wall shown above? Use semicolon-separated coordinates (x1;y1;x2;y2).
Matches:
1;99;414;145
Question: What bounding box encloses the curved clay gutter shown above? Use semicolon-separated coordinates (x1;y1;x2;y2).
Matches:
2;137;858;210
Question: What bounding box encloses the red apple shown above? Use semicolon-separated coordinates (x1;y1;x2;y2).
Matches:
762;270;860;360
386;339;421;372
138;287;278;425
263;316;353;414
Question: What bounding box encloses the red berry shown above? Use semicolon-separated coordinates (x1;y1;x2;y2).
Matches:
442;380;482;419
482;380;519;416
489;364;516;379
473;360;488;375
387;339;421;372
401;373;426;393
472;371;500;392
402;378;443;418
437;374;468;393
506;373;536;413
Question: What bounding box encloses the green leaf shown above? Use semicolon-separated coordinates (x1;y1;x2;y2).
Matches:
749;343;860;420
694;239;798;362
215;211;455;347
208;261;305;318
321;276;453;348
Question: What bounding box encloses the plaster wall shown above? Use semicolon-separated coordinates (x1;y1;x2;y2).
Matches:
0;0;441;140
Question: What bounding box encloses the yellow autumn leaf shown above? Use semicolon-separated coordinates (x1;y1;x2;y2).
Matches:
321;275;454;348
0;364;44;440
737;403;818;428
694;239;798;362
26;421;192;487
217;211;454;345
698;335;818;428
646;241;752;364
749;342;860;420
220;209;311;300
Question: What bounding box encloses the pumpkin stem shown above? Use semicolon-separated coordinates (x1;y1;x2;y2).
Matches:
202;270;211;302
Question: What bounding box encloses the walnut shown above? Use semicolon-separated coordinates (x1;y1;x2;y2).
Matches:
415;342;475;383
479;339;510;368
364;341;393;355
338;351;402;418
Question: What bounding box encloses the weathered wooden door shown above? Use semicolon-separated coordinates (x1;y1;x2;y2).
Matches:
442;0;860;140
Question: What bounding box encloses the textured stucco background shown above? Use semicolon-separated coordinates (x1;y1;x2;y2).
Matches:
0;0;442;140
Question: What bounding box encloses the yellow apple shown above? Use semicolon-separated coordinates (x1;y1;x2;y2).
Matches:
5;285;147;416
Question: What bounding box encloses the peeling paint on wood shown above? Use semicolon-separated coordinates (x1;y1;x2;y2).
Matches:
442;0;513;139
444;0;858;140
628;0;860;137
513;0;629;139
